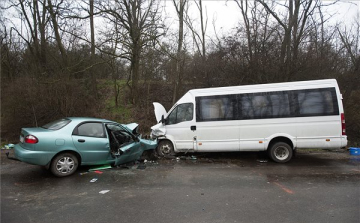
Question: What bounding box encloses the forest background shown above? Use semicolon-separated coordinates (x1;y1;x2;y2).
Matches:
1;0;359;145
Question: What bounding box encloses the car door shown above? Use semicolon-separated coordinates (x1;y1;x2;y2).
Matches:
72;122;111;164
106;124;144;166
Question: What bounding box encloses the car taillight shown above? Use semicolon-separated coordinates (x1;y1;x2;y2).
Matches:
25;135;38;144
341;113;346;135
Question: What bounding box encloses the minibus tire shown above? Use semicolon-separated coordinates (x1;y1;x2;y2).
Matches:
268;142;293;163
157;140;175;157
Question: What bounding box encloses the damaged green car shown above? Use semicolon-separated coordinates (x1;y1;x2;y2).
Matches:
13;117;157;177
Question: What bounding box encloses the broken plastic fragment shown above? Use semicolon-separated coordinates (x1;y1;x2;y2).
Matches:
88;165;112;171
99;190;110;194
90;178;98;183
93;170;103;174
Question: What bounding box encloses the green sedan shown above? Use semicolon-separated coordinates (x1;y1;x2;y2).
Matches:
13;117;157;177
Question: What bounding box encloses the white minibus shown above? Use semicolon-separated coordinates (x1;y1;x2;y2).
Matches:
151;79;347;162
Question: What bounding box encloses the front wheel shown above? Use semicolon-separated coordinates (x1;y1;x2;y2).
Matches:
50;153;79;177
268;142;293;163
156;140;175;157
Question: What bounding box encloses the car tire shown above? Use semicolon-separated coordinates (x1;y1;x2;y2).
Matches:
268;142;293;163
50;153;79;177
156;140;175;157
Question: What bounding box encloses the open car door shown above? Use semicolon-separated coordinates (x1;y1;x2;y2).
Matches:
106;124;144;166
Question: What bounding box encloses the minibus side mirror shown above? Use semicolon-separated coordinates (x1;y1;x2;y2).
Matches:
161;115;165;124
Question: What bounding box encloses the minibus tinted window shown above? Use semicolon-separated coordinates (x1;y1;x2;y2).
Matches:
196;87;338;122
197;95;236;121
240;91;290;119
297;88;338;116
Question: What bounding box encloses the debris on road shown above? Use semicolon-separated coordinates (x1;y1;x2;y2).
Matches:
1;144;15;150
90;178;98;183
257;159;268;163
89;165;112;171
99;190;110;194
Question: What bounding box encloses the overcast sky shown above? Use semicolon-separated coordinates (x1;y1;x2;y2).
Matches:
161;0;360;38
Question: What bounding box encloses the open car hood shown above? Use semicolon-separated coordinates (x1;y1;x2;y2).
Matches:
153;102;167;123
123;123;139;135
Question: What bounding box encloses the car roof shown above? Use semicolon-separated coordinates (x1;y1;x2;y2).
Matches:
66;117;113;123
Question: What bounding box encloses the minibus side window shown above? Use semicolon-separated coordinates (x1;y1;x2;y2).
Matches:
240;91;291;119
296;88;339;116
166;103;193;125
196;95;237;122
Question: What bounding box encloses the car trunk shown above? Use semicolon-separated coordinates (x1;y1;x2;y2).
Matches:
19;128;52;150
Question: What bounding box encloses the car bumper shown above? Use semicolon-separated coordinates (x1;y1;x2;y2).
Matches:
140;138;158;150
14;144;54;166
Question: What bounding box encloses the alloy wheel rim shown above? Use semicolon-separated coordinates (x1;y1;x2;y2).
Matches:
56;157;75;174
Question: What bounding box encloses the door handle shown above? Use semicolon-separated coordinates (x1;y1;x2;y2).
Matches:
190;126;196;131
78;139;85;143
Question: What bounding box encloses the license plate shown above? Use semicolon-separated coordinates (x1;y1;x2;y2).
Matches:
20;135;24;143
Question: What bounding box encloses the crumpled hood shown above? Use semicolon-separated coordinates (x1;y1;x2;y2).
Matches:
123;123;139;135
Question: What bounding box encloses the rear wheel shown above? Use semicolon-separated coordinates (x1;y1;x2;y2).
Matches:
156;140;174;157
268;142;293;163
50;153;79;177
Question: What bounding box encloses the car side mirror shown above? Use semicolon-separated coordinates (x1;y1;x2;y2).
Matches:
161;115;165;124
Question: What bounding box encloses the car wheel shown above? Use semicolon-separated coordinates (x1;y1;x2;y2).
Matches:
156;140;174;157
268;142;293;163
50;153;79;177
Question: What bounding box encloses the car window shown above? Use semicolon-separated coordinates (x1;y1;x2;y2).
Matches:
106;124;134;147
42;118;71;130
166;103;193;125
74;122;105;138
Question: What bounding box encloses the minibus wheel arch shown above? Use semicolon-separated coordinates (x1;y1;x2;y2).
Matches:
268;137;294;151
267;137;294;163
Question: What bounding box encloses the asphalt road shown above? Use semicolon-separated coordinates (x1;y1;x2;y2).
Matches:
1;149;359;223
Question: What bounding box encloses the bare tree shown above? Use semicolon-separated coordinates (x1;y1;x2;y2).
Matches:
98;0;164;104
172;0;187;104
47;0;69;70
185;0;208;85
256;0;320;79
3;0;50;75
337;14;360;100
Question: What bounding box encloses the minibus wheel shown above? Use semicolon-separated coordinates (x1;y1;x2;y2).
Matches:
268;142;293;163
157;140;174;157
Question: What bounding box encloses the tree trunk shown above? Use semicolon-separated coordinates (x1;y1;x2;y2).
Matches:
172;0;186;104
89;0;97;97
